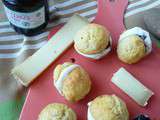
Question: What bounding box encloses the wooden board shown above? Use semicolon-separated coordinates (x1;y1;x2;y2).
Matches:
20;0;160;120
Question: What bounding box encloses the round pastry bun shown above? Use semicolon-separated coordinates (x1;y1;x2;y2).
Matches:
53;62;91;102
88;95;129;120
74;23;111;55
117;35;146;64
38;103;76;120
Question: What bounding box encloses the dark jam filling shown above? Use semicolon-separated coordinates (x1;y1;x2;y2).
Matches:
137;34;147;40
105;41;111;49
133;114;151;120
70;58;76;63
137;34;148;53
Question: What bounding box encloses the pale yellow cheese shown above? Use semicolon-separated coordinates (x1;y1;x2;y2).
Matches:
11;14;90;87
111;67;154;107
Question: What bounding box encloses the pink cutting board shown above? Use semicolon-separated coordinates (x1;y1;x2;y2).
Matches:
20;0;160;120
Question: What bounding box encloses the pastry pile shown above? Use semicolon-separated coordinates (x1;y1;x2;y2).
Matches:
39;23;154;120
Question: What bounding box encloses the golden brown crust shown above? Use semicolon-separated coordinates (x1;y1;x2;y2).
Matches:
38;103;77;120
53;62;73;82
89;95;129;120
117;35;146;64
62;67;91;102
74;23;110;54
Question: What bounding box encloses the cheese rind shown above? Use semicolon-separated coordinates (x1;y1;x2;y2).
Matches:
11;14;90;87
111;67;154;106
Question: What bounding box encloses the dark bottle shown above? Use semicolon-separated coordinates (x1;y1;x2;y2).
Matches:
2;0;49;36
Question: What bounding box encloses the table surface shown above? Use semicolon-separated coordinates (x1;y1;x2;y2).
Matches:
20;0;160;120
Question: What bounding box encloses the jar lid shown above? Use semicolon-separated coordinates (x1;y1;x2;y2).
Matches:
3;0;44;12
4;0;42;5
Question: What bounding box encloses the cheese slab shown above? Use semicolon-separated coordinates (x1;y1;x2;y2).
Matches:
11;14;90;87
111;67;154;107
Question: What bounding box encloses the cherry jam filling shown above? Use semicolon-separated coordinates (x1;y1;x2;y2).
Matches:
137;34;148;53
134;114;151;120
105;41;111;49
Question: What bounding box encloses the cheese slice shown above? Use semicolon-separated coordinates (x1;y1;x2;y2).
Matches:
11;14;90;87
111;67;154;107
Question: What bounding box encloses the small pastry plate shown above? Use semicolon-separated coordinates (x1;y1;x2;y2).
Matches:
20;0;160;120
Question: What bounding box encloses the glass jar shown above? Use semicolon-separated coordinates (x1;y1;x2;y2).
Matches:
2;0;49;36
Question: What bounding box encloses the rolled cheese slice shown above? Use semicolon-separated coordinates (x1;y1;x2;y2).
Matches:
54;64;79;95
111;67;154;107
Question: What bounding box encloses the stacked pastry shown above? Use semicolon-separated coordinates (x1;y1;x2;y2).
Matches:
53;62;91;102
87;95;129;120
117;27;152;64
74;23;112;60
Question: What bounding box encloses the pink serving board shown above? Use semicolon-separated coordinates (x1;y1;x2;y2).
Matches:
20;0;160;120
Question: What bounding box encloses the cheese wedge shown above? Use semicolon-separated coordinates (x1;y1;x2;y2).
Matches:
111;67;154;107
11;14;90;87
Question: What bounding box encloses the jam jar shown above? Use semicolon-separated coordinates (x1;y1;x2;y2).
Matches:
2;0;49;36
